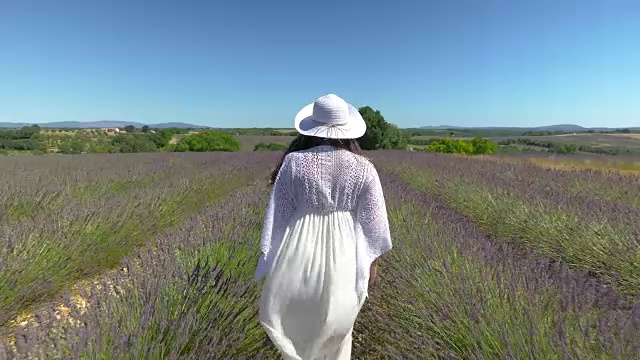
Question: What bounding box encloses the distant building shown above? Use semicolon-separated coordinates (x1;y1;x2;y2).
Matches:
100;128;120;133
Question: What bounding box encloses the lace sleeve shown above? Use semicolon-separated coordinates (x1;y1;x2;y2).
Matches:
255;155;296;281
357;164;392;266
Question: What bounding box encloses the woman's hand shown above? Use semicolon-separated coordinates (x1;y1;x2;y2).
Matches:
369;259;378;287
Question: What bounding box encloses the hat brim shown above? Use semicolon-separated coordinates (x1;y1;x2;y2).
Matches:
294;102;367;139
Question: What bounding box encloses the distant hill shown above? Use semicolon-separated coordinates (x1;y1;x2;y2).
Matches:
419;124;640;132
150;122;210;129
0;121;210;129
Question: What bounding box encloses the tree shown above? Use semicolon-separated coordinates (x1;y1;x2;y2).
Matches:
425;138;474;154
141;125;150;133
124;125;136;133
557;144;578;154
57;136;86;154
423;137;497;155
88;139;116;153
175;131;240;152
470;137;498;155
18;125;41;138
112;134;158;153
357;106;407;150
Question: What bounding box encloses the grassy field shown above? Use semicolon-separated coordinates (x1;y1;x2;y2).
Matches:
1;152;639;358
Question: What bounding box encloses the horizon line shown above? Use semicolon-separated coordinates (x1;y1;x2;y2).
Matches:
1;120;639;130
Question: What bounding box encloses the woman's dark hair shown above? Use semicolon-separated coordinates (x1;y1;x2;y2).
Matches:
270;135;363;184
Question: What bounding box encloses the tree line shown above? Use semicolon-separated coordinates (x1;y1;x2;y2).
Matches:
0;126;188;154
5;105;626;155
0;125;44;152
0;106;411;155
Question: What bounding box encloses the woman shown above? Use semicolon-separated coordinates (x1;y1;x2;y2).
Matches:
255;94;392;359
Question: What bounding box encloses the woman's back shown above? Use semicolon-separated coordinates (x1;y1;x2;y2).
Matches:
278;145;374;213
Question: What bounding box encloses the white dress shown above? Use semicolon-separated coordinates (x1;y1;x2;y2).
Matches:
255;145;392;360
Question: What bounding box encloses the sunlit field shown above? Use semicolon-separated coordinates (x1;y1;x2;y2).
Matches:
1;152;639;359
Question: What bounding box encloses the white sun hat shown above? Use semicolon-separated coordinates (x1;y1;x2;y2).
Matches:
294;94;367;139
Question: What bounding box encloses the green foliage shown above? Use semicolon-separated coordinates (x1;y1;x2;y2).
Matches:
0;125;40;140
357;106;407;150
557;144;579;154
578;145;619;156
425;138;474;154
423;137;497;155
0;139;38;151
175;131;240;152
470;136;498;154
111;134;158;153
147;128;187;149
253;142;287;152
0;126;206;155
0;125;44;151
407;138;435;146
58;136;88;154
87;138;116;153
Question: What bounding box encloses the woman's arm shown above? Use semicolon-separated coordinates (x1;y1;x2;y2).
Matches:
255;155;296;281
357;163;392;289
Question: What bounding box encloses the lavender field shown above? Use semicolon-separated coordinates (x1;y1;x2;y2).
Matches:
1;151;639;359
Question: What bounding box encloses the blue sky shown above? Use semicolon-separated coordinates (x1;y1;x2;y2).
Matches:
1;0;638;128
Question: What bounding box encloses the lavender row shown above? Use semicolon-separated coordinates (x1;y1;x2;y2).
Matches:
0;152;279;211
373;151;640;230
353;171;638;358
372;151;640;297
0;152;279;329
382;171;629;312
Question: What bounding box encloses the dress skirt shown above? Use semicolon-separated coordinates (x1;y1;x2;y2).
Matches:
259;209;367;360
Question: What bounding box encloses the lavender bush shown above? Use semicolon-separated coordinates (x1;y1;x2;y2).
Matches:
1;183;277;359
0;152;278;328
375;152;640;299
